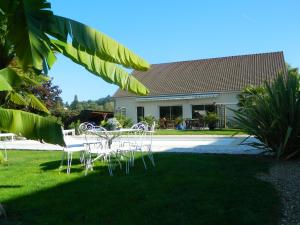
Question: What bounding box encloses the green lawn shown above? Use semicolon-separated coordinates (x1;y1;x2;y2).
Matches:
154;128;246;135
0;151;278;225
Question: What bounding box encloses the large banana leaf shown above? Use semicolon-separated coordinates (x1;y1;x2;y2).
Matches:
0;67;26;91
26;94;50;114
6;91;27;105
5;92;50;114
0;67;42;91
46;15;149;71
0;108;64;146
1;0;56;70
51;40;149;95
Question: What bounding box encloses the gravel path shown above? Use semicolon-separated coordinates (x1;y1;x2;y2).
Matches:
259;161;300;225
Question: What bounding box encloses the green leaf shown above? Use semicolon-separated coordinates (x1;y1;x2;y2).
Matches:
26;94;50;114
0;107;64;146
51;40;149;96
6;91;27;105
5;91;49;114
0;74;13;91
0;67;41;91
47;15;150;71
5;0;56;70
0;68;22;91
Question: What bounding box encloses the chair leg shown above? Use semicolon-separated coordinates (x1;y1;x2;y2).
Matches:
130;150;135;166
84;151;94;176
67;152;73;174
107;154;113;176
3;149;7;161
59;151;66;173
146;146;155;167
79;151;85;165
140;150;147;170
148;150;155;167
126;158;130;174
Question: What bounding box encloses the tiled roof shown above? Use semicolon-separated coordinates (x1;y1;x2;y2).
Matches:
113;51;286;97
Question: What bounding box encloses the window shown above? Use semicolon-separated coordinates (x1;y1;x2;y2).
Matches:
137;107;144;122
159;106;182;120
192;104;216;118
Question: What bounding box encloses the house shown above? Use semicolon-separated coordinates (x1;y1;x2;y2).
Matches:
113;52;286;128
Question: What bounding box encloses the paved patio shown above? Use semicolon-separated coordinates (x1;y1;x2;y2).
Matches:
0;135;263;155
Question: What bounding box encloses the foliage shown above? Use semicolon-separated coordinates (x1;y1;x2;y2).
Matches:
69;95;82;112
233;69;300;159
68;95;114;112
0;108;64;146
205;104;216;113
0;151;279;225
0;67;50;114
46;115;63;126
68;120;81;135
141;115;158;128
29;77;64;115
51;40;149;95
237;85;266;110
154;128;245;135
204;112;219;130
101;118;121;130
115;113;133;128
175;117;183;125
0;0;149;145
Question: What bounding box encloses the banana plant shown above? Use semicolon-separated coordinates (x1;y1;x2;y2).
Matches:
0;0;150;146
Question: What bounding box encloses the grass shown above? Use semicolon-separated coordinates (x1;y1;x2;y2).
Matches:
0;150;278;225
154;128;246;135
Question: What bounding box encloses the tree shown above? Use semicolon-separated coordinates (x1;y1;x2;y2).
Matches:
0;0;150;146
69;94;84;112
30;78;63;110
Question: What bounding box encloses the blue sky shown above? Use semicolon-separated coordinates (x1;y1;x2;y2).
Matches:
49;0;300;103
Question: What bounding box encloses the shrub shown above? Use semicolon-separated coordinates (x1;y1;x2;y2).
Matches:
101;118;121;130
237;85;266;110
233;69;300;159
204;112;219;130
141;115;159;128
68;120;81;135
115;113;133;128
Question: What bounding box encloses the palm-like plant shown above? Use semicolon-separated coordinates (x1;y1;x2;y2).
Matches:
236;85;266;111
0;0;150;146
233;69;300;159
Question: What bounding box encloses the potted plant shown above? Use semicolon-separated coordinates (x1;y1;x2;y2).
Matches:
204;112;219;130
175;117;184;130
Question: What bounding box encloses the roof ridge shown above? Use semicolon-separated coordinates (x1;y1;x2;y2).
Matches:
149;51;284;66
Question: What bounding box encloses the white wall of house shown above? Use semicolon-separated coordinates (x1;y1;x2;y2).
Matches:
114;92;239;125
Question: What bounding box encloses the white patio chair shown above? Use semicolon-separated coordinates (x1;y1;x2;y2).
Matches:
0;133;16;161
59;123;99;174
82;125;121;176
117;122;148;173
59;135;86;174
143;121;156;167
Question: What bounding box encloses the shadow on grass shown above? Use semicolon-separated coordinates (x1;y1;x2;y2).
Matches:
39;159;83;172
2;152;279;225
0;185;22;189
